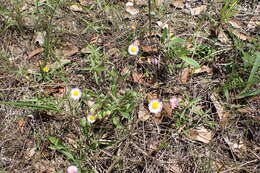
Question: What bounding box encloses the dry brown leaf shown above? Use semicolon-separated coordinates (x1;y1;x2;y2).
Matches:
62;46;79;57
247;16;260;29
138;104;151;121
132;71;154;87
25;147;36;159
126;2;139;15
17;119;26;132
224;138;247;151
217;28;229;43
70;4;84;12
171;0;185;9
190;5;207;16
228;19;244;29
188;126;212;144
232;29;251;41
180;67;191;83
210;92;229;125
107;48;120;57
147;92;158;101
237;107;251;113
79;0;90;6
28;48;44;58
141;46;158;52
44;87;65;96
162;102;172;118
192;65;213;74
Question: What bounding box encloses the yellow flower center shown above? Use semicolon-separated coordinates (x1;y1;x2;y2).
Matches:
130;46;137;53
73;90;79;96
89;115;95;121
43;66;49;72
151;101;159;109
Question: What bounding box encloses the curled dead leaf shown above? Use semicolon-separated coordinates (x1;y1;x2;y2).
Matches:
132;71;155;87
188;126;212;144
180;67;191;83
190;5;207;16
228;19;244;29
141;46;158;53
126;2;139;15
192;65;213;74
217;28;229;43
171;0;185;9
138;104;151;121
162;102;172;118
210;92;229;125
232;29;251;41
28;48;44;58
70;4;84;12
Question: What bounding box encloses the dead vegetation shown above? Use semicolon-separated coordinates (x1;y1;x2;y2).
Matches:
0;0;259;172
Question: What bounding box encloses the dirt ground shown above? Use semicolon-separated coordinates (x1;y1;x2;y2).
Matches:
0;0;259;173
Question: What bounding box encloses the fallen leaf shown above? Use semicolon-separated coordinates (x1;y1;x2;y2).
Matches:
171;0;185;9
247;16;260;29
192;65;213;74
70;4;84;12
141;46;158;52
135;0;147;6
237;107;251;113
44;87;65;96
126;2;139;15
190;5;207;16
228;19;244;29
224;138;246;151
162;102;172;117
138;104;151;121
180;67;191;83
210;92;229;125
132;71;154;87
217;28;229;43
80;47;92;54
147;92;158;101
232;29;251;41
79;0;90;6
17;119;26;132
25;147;36;159
28;48;44;58
62;45;79;57
188;126;212;144
107;48;120;57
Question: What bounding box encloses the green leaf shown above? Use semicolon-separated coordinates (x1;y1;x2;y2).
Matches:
48;137;60;145
179;56;200;68
81;66;106;72
60;150;75;161
236;89;260;99
0;101;61;111
241;52;260;92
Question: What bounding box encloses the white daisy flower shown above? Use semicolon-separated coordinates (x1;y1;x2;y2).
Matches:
148;99;163;114
128;44;139;55
67;165;78;173
87;114;96;123
70;88;82;100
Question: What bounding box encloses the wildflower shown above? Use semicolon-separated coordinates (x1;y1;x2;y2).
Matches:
170;97;179;109
87;114;96;123
67;165;78;173
128;44;139;56
70;88;82;100
42;66;49;73
148;99;163;114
